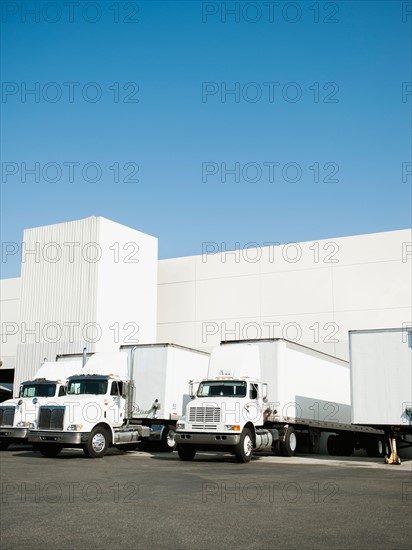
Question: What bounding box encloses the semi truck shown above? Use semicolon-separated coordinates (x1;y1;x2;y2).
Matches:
28;344;209;458
176;339;385;463
0;359;83;450
349;327;412;464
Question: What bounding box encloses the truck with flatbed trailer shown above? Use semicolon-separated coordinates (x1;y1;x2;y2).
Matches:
0;359;83;450
176;339;386;463
28;343;209;458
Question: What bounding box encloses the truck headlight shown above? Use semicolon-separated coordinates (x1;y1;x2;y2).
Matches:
67;424;83;431
225;425;241;431
17;421;30;427
176;423;185;430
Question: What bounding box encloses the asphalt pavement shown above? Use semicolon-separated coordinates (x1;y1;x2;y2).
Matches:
1;446;411;550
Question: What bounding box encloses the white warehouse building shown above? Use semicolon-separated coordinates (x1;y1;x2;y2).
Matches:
0;216;411;396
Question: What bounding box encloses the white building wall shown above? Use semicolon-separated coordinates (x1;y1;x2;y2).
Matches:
1;223;410;392
95;217;158;348
11;217;157;395
157;229;412;360
0;278;21;369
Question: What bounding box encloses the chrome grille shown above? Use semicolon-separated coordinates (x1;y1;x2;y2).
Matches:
189;406;220;424
38;407;65;430
0;407;15;427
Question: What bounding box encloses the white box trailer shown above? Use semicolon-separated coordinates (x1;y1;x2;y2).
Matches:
176;339;385;463
121;343;209;421
350;328;412;428
246;339;352;426
349;328;412;463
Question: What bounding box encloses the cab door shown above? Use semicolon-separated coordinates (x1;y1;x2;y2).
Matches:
106;381;127;426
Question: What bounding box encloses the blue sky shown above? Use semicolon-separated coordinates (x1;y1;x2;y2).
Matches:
1;0;411;278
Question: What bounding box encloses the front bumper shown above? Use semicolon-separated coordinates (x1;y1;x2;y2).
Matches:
0;427;29;439
28;431;90;446
176;431;241;446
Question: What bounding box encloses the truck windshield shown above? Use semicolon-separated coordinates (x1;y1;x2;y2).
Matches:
197;381;247;398
20;384;56;398
67;379;108;395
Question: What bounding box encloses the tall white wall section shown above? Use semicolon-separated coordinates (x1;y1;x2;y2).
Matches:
95;218;158;349
12;217;157;394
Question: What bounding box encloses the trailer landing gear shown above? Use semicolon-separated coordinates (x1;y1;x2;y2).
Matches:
385;436;401;465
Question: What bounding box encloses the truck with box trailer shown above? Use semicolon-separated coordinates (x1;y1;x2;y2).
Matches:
176;339;385;463
0;359;83;450
28;343;209;458
349;327;412;464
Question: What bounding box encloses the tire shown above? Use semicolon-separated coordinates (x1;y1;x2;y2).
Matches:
281;427;297;457
38;444;63;458
366;436;386;458
84;427;109;458
160;425;176;452
234;428;254;463
177;444;196;461
0;439;11;451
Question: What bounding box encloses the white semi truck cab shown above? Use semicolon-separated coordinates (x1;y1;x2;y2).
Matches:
29;345;209;458
0;360;82;450
176;344;278;462
29;352;148;457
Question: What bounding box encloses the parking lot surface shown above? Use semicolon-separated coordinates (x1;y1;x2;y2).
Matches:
1;446;411;550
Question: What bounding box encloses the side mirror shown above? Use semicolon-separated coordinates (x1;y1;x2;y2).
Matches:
262;384;268;400
189;381;194;397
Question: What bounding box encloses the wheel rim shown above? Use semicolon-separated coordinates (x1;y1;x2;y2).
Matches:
92;432;106;453
166;430;175;447
244;435;253;456
289;432;297;452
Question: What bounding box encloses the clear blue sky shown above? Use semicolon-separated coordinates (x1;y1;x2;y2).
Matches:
1;0;411;278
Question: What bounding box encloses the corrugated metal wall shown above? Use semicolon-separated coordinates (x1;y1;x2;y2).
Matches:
14;217;100;393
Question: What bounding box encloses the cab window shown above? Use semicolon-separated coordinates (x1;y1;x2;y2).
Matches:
110;381;123;396
249;384;258;400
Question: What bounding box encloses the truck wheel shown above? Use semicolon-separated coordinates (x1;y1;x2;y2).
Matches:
366;436;386;458
39;444;63;458
281;427;297;457
234;428;254;463
160;425;176;452
0;439;10;451
177;444;196;461
84;427;109;458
